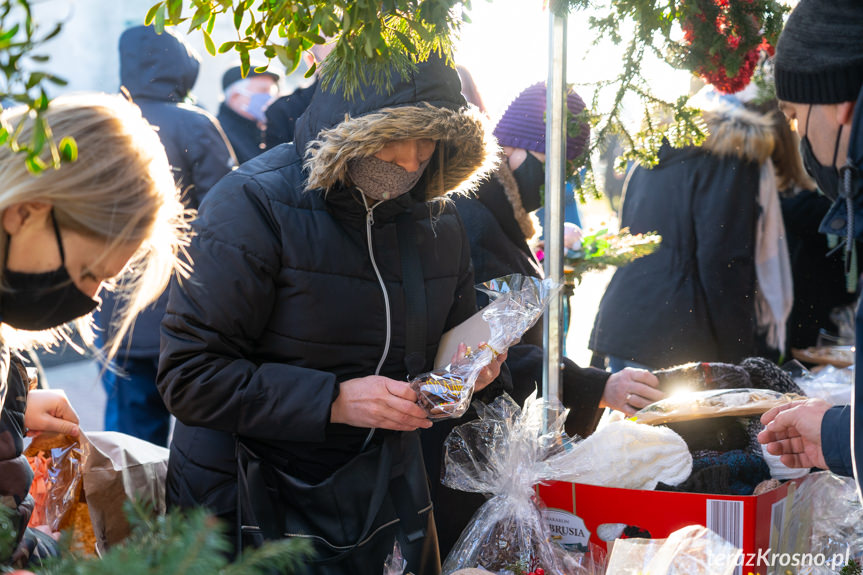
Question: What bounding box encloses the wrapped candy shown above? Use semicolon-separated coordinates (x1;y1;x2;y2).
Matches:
441;392;573;574
412;275;558;420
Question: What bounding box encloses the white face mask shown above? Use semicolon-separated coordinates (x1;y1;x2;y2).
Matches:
347;155;432;201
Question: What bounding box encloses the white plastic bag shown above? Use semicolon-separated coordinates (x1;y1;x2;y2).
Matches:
605;525;741;575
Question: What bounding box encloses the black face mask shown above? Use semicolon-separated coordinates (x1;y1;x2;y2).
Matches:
1;211;99;331
800;104;844;201
511;152;545;213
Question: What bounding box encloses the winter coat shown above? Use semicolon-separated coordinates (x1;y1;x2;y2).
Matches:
821;84;863;484
0;352;37;567
218;103;266;164
94;26;235;357
430;160;609;558
264;80;317;149
589;107;775;369
157;57;497;548
780;188;857;350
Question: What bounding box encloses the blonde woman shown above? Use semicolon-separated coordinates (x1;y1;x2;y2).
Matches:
0;93;188;568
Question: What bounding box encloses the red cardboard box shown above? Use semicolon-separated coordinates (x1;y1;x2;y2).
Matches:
536;479;803;574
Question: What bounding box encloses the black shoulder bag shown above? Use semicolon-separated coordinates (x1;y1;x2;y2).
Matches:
236;211;440;575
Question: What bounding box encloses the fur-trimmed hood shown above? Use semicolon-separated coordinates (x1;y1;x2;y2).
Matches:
702;103;775;165
294;57;499;199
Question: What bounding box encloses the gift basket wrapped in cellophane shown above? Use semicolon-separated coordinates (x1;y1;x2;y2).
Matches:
411;275;558;420
440;392;572;574
440;389;697;575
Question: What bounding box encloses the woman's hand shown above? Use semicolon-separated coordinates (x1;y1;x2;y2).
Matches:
24;389;80;437
599;367;664;416
330;376;432;431
474;346;507;393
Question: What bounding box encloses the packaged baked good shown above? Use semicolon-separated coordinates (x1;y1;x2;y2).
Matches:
25;432;97;556
25;430;169;555
633;388;804;425
441;393;572;574
411;274;558;420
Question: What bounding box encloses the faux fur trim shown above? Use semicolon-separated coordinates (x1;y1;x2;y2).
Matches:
702;104;775;165
494;154;536;239
303;103;500;199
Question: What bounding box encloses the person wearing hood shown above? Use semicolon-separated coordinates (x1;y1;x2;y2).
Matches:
589;94;785;371
93;25;235;447
218;66;280;163
157;56;503;571
429;82;663;557
758;0;863;497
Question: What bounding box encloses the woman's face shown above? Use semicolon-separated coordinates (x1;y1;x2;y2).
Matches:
374;139;437;172
3;202;141;299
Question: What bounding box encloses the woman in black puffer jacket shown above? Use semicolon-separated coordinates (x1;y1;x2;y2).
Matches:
157;57;502;573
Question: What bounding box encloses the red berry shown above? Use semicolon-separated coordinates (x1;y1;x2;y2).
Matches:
536;569;545;575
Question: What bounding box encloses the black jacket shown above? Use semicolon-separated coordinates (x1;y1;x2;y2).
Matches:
95;25;235;357
780;188;857;350
218;103;266;164
0;352;37;567
264;80;317;148
157;58;497;539
590;142;762;369
821;85;863;486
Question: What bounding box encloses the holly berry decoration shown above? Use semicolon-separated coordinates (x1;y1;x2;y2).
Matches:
527;569;545;575
679;0;783;93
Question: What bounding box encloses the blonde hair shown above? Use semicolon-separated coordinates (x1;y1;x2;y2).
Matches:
751;100;815;193
0;93;190;358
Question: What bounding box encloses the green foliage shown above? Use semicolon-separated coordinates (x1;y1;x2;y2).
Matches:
564;227;661;283
146;0;472;98
138;0;790;198
0;504;16;566
558;0;788;197
0;0;75;174
35;500;312;574
842;559;863;575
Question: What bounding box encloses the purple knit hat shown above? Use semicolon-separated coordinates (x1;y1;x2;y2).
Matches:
493;82;589;161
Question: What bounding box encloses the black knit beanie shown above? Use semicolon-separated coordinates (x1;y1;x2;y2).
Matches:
774;0;863;104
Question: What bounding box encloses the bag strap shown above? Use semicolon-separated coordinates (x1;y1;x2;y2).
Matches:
396;211;427;379
237;443;283;542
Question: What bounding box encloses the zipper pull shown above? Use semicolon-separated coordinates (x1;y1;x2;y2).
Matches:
359;188;375;227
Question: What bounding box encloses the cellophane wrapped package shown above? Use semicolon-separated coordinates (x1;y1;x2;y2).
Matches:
604;525;741;575
777;471;863;573
440;392;573;574
26;430;168;555
411;275;558;420
382;540;407;575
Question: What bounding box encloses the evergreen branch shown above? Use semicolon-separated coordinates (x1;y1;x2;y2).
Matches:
0;0;75;174
153;0;468;99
